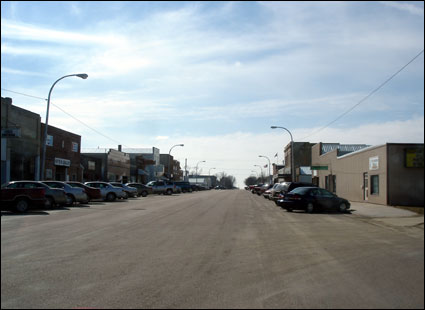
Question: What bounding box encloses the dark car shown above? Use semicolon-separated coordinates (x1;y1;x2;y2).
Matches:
2;181;67;209
276;187;350;213
125;183;153;197
272;182;315;203
1;182;47;212
66;182;102;202
174;181;192;193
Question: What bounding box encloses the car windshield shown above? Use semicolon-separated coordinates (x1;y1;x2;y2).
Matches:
289;187;311;195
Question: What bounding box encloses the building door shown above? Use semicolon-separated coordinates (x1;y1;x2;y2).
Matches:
363;172;369;201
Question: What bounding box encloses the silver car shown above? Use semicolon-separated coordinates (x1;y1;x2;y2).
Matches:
109;182;138;198
42;181;88;205
84;182;127;202
146;180;176;195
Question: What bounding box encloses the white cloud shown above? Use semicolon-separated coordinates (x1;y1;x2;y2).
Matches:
380;1;424;16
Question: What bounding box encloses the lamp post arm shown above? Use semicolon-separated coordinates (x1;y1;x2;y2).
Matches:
40;74;87;180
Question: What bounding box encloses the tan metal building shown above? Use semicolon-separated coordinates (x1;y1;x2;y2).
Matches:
311;143;424;206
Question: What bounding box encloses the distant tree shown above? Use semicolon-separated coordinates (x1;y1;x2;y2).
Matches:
217;172;236;189
244;176;257;186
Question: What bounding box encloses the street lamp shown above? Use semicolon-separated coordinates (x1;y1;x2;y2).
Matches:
259;155;272;184
196;160;206;185
40;73;88;180
271;126;295;182
254;164;263;183
168;144;184;180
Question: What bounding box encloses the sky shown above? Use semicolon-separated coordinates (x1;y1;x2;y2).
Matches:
1;1;424;187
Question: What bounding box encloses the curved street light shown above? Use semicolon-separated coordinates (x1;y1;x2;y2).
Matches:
271;126;295;182
259;155;272;185
195;160;206;185
254;164;264;183
40;73;88;180
168;144;184;180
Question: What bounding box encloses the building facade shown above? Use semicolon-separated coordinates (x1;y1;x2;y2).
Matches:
311;142;424;206
283;142;316;182
81;148;130;182
1;97;41;184
40;123;82;181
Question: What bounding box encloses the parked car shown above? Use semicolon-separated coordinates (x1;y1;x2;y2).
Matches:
42;181;88;205
109;182;138;198
84;181;127;202
2;181;67;208
125;183;153;197
263;183;280;199
255;184;272;196
1;182;47;212
271;182;315;203
276;187;350;213
146;180;176;195
251;184;264;195
65;181;102;202
174;181;193;193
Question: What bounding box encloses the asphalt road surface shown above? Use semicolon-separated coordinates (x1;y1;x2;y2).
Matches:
2;190;424;309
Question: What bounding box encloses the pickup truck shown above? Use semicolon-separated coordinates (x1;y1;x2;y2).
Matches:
146;180;176;195
1;183;46;213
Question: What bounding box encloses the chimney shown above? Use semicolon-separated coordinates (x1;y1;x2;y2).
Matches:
118;145;122;152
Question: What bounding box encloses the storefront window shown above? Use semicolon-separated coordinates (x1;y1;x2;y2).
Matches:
371;175;379;195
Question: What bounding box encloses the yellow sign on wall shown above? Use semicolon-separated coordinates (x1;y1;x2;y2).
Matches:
405;148;424;168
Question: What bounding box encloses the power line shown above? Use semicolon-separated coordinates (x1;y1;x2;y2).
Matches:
1;87;129;147
298;49;424;141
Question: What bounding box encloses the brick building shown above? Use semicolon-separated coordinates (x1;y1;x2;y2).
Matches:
40;123;82;181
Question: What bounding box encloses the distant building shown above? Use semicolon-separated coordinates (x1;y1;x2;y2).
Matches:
120;147;164;183
311;142;424;206
188;175;217;188
282;142;317;182
81;147;130;182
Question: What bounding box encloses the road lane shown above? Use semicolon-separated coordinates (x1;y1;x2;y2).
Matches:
2;190;424;309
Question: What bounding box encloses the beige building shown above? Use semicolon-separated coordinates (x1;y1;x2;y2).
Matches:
311;143;424;206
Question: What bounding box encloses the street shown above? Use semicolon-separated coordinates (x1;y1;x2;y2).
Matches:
1;190;424;309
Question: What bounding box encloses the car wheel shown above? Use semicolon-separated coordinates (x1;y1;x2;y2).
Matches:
66;194;75;206
306;203;314;213
15;199;29;213
45;197;55;209
339;203;347;213
286;207;293;212
106;193;116;202
141;191;148;197
166;189;173;195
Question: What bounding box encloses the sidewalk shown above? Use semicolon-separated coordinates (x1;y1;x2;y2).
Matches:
349;201;424;228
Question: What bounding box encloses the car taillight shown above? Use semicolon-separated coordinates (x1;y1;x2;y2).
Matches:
291;195;302;200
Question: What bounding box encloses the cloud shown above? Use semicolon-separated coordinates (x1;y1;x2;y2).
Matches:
1;19;117;45
380;1;424;16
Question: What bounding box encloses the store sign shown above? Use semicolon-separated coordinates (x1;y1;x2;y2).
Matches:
88;161;96;170
1;128;21;138
54;157;71;167
46;135;53;146
369;156;379;170
406;148;424;168
311;165;328;170
72;142;79;152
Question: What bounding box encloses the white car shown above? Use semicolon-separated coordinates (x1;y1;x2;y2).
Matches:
84;182;127;202
109;182;138;198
